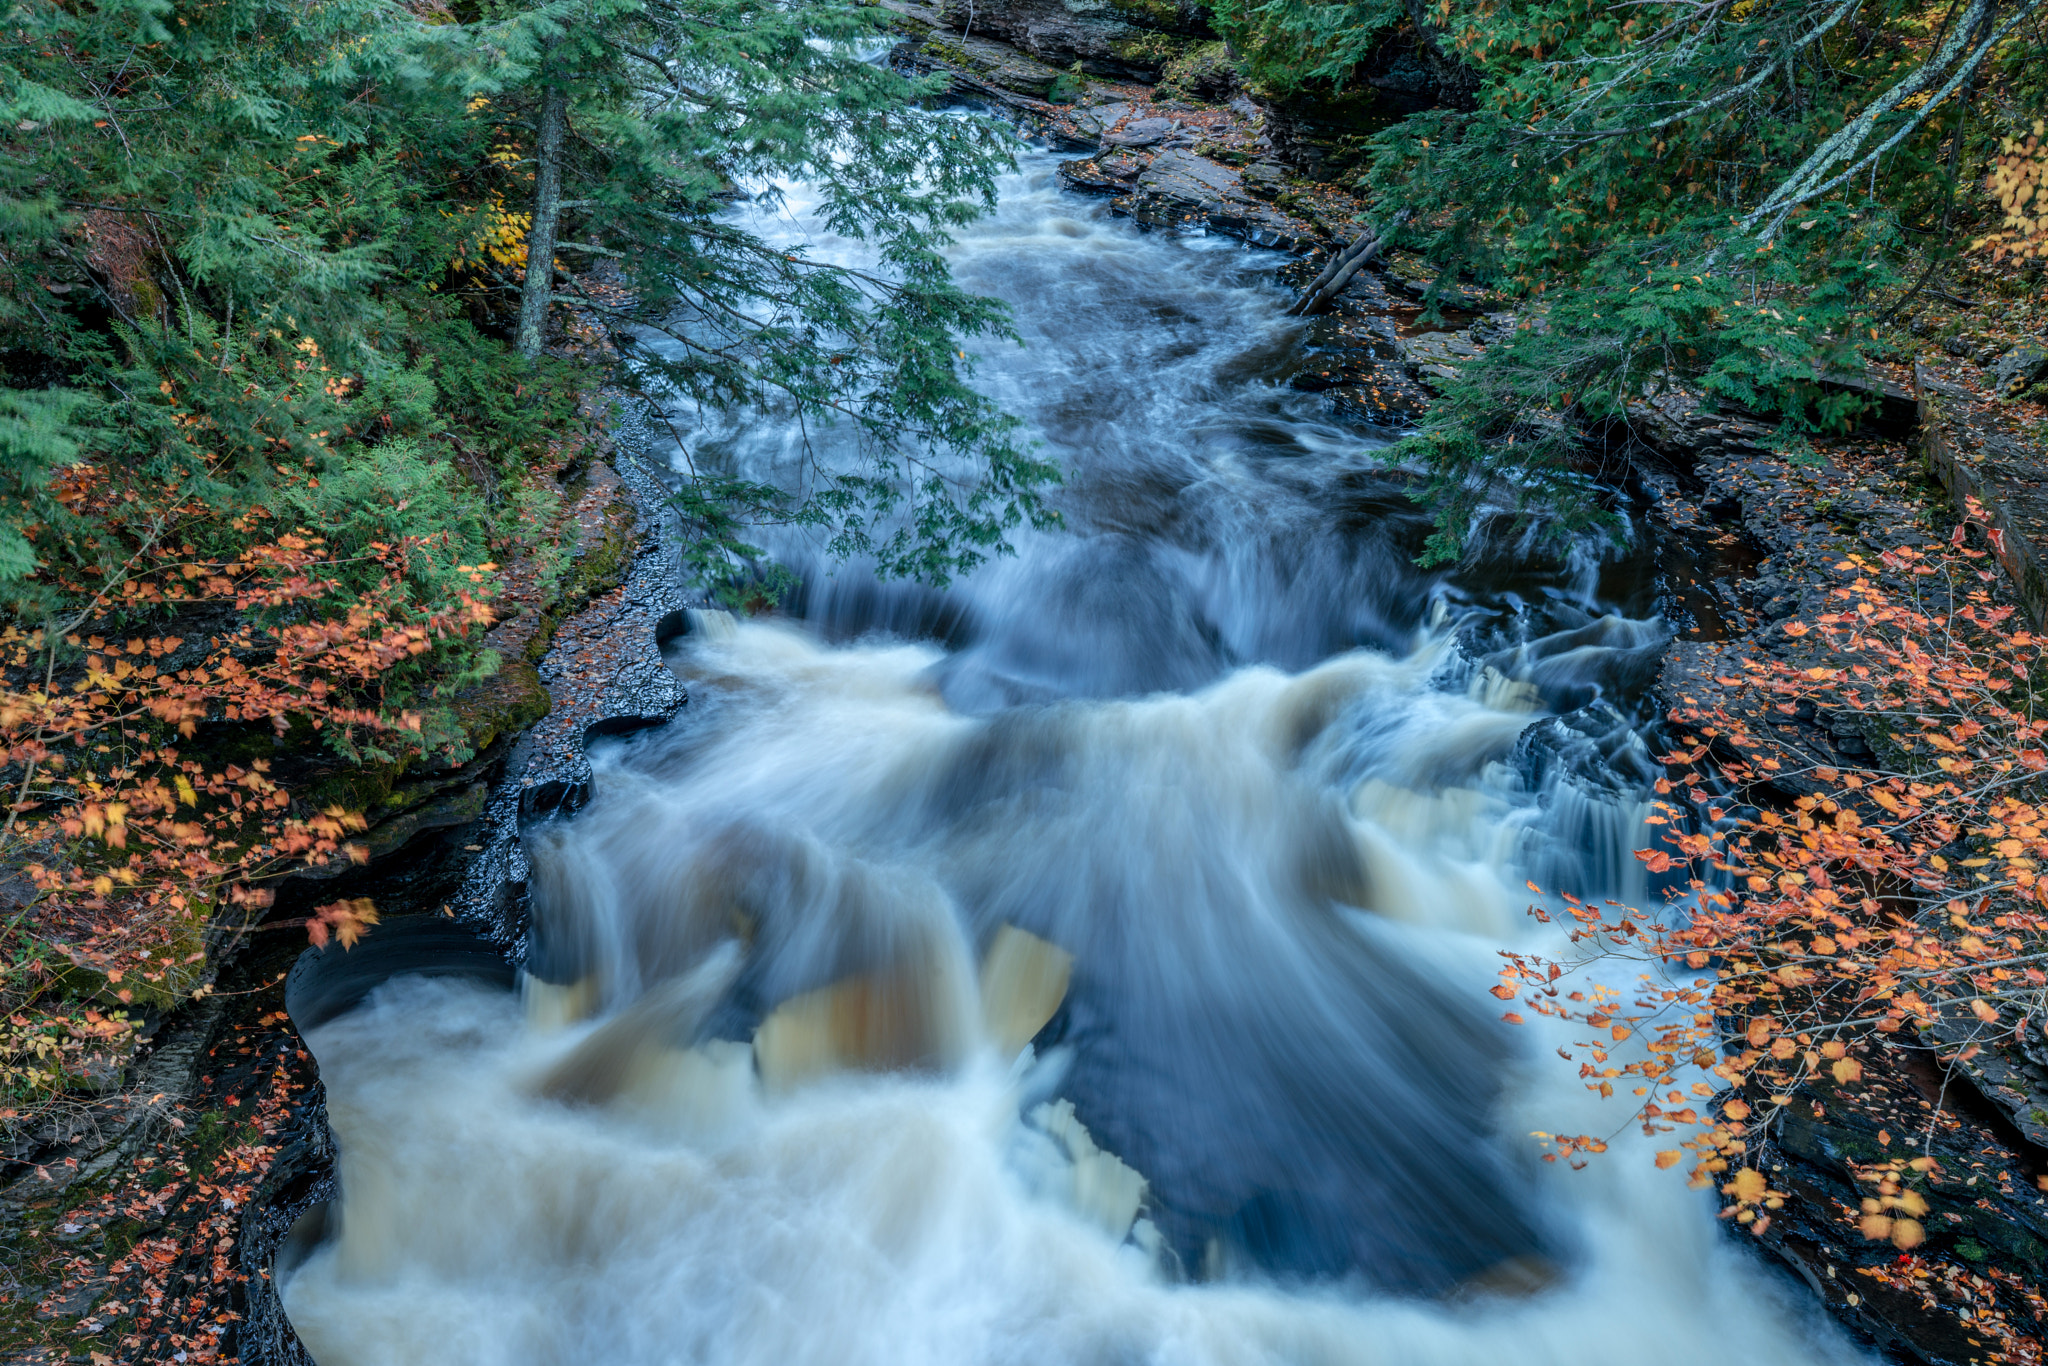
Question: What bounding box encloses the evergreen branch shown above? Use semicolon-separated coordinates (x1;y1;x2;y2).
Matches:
1738;0;2040;242
1535;0;1865;143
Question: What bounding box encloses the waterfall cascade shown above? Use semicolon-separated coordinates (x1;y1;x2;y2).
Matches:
277;145;1863;1366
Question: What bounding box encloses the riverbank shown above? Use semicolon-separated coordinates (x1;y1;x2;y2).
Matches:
0;383;694;1362
1647;410;2048;1364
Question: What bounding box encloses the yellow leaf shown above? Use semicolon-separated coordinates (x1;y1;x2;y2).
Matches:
1971;998;2001;1024
1831;1057;1863;1083
1655;1149;1683;1169
1725;1167;1767;1202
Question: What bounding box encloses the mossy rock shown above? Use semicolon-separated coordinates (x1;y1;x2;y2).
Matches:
564;498;638;602
1194;140;1252;166
1108;30;1194;68
347;781;491;864
917;36;1063;96
451;658;551;755
1937;1194;2048;1266
55;904;210;1011
301;759;406;817
517;497;639;664
1103;0;1188;30
1158;40;1235;102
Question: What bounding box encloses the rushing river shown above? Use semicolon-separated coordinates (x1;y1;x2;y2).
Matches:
278;144;1864;1365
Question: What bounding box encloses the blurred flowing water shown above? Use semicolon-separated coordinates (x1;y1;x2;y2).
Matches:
279;147;1862;1365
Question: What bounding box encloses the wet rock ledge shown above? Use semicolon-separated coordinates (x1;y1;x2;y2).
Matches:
1642;362;2048;1359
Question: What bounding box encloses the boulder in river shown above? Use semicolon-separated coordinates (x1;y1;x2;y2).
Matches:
1126;149;1314;249
1056;150;1147;196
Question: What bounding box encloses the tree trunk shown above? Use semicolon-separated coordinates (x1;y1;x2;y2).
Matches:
517;77;569;359
1287;208;1410;318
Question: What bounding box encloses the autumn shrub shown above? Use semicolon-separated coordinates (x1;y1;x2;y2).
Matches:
1978;119;2048;264
0;0;1047;1159
0;315;565;1136
1500;506;2048;1250
277;437;501;699
0;501;500;1124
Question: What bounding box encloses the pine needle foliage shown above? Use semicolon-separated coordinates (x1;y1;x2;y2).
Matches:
497;0;1059;594
1228;0;2047;557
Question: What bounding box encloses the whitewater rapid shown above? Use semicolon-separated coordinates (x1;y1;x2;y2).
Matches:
277;142;1866;1366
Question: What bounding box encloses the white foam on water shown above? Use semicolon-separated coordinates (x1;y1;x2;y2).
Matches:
283;622;1865;1366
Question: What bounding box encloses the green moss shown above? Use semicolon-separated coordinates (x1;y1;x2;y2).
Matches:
302;758;405;816
520;496;640;663
53;904;208;1011
0;1173;125;1358
918;37;1062;96
450;659;550;754
522;616;559;663
183;1111;266;1177
1108;30;1193;68
1103;0;1181;28
565;498;637;602
1158;40;1233;101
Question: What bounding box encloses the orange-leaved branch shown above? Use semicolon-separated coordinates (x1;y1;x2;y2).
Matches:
1501;504;2048;1252
0;463;497;1123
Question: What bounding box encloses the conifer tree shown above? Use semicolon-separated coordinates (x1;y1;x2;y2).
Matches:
0;0;1054;610
1227;0;2047;557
